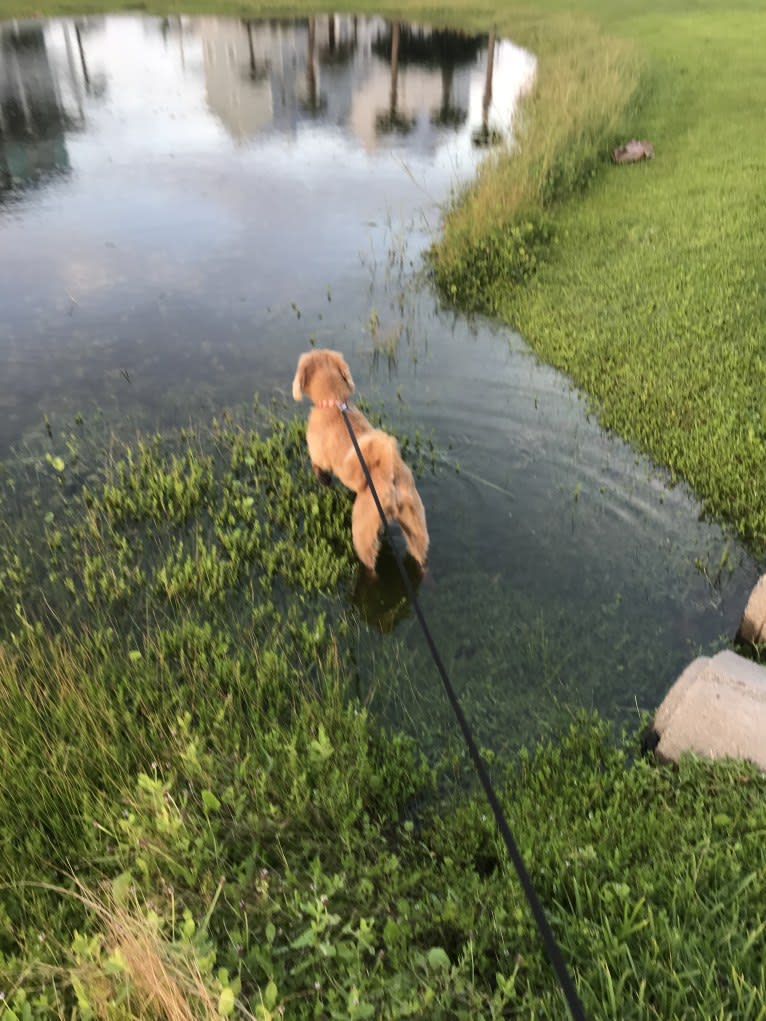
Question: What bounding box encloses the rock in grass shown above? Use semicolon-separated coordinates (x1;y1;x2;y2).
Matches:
612;139;655;163
649;650;766;772
736;573;766;645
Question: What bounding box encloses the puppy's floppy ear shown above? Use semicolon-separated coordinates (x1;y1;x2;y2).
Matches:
330;351;355;393
292;353;310;401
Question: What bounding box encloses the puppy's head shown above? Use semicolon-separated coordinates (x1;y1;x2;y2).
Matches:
292;349;355;404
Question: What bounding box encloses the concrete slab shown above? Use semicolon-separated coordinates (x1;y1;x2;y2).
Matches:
652;650;766;771
736;574;766;645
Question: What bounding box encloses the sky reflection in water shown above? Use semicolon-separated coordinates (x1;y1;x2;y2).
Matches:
0;15;533;441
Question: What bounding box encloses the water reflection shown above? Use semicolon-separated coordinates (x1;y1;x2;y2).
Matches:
0;23;72;198
371;22;483;135
474;30;500;146
351;538;424;633
0;19;117;202
0;15;533;174
0;13;536;452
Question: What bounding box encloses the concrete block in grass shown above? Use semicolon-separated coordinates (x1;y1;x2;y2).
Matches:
736;573;766;646
651;650;766;772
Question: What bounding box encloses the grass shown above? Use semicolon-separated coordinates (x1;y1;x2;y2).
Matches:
501;8;766;552
1;406;765;1019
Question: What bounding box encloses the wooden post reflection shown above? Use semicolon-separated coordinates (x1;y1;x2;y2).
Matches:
389;21;400;117
306;17;317;110
376;21;412;135
482;30;495;136
246;20;256;78
63;23;85;118
75;23;90;91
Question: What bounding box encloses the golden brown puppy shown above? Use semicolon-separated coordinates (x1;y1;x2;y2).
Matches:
292;348;429;572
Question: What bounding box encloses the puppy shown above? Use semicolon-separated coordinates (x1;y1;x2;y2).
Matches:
292;348;429;572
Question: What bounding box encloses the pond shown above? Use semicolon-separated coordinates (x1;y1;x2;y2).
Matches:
0;13;760;753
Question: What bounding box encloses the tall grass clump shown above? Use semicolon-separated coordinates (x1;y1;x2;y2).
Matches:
431;17;643;311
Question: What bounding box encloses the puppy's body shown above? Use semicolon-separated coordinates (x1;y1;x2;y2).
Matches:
292;349;429;572
343;429;429;571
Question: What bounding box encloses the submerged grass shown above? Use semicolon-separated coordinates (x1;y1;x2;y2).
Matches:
1;406;765;1019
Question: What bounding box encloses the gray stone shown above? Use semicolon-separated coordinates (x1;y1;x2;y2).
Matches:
652;650;766;771
612;139;655;164
736;574;766;645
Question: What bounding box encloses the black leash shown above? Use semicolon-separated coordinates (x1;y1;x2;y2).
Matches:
338;401;587;1021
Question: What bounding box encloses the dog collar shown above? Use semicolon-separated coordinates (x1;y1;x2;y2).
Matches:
314;399;347;409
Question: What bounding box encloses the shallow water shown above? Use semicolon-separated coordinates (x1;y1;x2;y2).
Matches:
0;14;761;750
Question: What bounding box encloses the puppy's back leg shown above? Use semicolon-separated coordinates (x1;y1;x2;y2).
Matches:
312;464;333;486
352;491;382;572
398;490;429;567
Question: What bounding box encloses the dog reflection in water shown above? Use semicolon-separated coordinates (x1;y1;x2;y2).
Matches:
351;535;424;632
292;348;429;575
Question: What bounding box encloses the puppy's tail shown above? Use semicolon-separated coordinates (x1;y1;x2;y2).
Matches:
396;464;429;567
